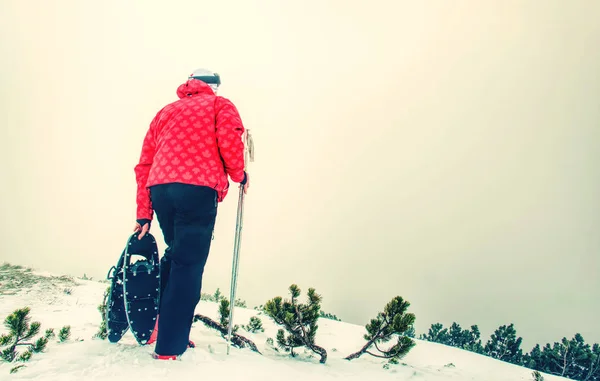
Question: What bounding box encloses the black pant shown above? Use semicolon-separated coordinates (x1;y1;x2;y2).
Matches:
149;182;218;356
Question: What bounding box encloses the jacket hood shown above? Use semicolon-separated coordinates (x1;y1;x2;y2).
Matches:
176;78;215;99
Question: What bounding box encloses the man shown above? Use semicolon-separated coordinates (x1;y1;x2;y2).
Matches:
133;68;249;360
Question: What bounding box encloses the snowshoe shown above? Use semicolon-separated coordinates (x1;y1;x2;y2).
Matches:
122;231;161;345
105;232;161;345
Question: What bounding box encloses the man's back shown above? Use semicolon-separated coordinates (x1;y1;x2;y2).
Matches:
134;78;245;221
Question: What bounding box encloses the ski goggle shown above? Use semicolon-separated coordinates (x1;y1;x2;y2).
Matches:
189;73;221;86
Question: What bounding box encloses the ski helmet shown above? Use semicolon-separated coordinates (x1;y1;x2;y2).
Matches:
188;68;221;92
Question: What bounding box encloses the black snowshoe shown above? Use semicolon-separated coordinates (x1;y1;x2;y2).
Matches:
106;231;160;345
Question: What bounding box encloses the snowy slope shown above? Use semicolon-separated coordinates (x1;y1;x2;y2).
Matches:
0;265;568;381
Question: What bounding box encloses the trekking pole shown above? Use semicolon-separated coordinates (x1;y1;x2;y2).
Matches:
227;129;254;355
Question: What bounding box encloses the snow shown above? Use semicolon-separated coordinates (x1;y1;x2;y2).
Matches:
0;266;569;381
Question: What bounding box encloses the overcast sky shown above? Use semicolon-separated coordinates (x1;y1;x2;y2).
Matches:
1;0;598;350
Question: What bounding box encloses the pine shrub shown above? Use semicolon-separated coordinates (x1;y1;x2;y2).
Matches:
0;307;66;374
345;296;416;361
264;284;327;364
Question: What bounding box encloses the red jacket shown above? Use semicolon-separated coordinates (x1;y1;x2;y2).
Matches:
134;79;246;220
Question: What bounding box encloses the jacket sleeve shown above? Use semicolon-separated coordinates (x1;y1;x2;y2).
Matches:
134;117;157;221
215;97;246;183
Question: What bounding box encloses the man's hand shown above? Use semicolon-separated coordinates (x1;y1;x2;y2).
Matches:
240;172;250;194
134;219;151;239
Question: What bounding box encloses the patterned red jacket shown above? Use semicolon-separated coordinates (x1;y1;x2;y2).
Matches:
134;79;246;220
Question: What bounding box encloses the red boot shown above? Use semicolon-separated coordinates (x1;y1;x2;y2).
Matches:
151;352;179;360
146;316;159;345
151;341;194;360
148;314;195;353
148;323;194;348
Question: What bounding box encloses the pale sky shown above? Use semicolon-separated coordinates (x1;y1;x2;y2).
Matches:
1;0;598;351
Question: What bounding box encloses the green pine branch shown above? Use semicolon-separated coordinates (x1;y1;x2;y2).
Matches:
532;370;545;381
192;314;261;354
345;296;416;361
94;286;110;340
217;299;239;334
0;306;70;373
243;316;264;333
264;284;328;364
58;326;71;342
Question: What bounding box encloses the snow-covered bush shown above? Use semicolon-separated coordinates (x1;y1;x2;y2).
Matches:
218;299;239;335
319;311;341;321
264;284;327;364
201;288;247;307
243;317;264;333
94;286;110;340
344;296;416;362
532;370;544;381
192;312;261;354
